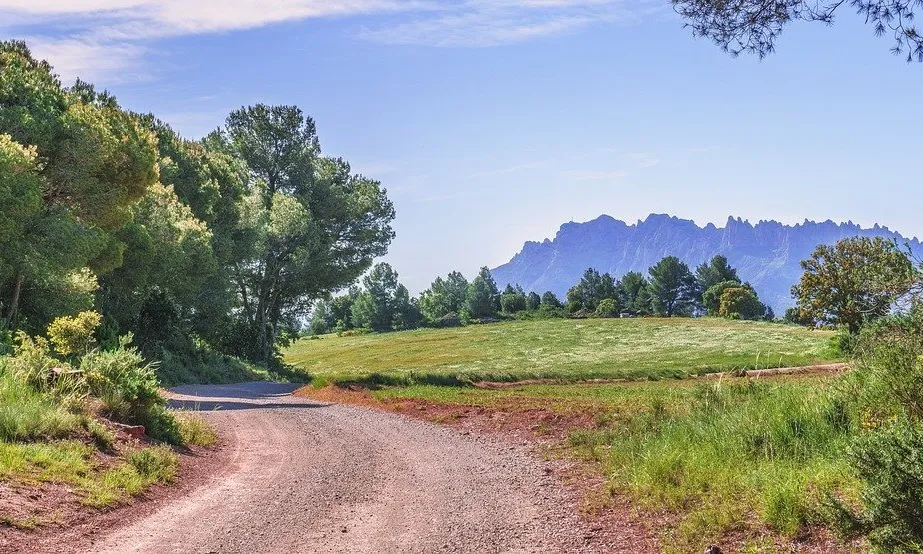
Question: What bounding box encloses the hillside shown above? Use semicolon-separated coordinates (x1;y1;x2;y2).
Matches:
491;213;920;312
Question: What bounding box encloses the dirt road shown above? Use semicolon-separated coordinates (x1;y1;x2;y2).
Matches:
91;382;596;553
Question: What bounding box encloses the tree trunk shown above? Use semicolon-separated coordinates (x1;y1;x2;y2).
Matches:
5;270;23;329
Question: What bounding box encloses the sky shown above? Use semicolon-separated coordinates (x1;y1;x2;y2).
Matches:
2;0;922;294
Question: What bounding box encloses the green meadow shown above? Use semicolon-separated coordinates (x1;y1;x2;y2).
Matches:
286;317;840;385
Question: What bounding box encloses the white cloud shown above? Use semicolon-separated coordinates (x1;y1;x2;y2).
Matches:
0;0;652;83
23;36;150;84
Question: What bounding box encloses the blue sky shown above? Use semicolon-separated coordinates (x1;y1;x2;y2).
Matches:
2;1;922;293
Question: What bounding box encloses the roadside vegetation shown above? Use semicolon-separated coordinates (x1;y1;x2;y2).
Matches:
0;310;214;529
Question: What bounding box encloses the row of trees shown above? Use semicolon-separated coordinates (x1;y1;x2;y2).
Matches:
0;41;395;366
562;255;771;320
310;254;775;335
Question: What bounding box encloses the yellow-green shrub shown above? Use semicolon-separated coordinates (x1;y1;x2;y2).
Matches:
47;310;101;357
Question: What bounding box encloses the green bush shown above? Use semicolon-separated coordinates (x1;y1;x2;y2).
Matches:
81;340;179;443
46;311;101;358
828;327;858;357
840;420;923;551
434;312;463;328
826;307;923;550
596;298;617;317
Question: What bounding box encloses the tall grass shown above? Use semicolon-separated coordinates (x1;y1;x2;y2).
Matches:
577;379;855;551
0;367;80;442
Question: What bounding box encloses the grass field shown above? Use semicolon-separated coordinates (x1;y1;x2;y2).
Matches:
286;318;840;385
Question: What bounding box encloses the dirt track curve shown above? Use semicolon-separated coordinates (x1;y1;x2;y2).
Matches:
90;382;597;553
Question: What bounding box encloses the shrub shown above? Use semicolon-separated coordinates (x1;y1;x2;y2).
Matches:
825;307;923;548
840;419;923;551
46;311;101;358
81;339;179;443
156;336;271;386
434;312;463;328
4;332;61;391
596;298;617;317
828;327;858;357
569;308;591;319
338;328;370;337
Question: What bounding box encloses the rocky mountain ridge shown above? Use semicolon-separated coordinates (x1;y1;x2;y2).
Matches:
491;214;920;313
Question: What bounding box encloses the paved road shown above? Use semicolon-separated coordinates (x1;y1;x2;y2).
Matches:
93;382;591;553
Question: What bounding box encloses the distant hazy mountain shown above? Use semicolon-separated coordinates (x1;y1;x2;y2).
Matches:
491;214;921;314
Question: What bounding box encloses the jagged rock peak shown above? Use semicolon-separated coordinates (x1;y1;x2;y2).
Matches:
492;213;919;314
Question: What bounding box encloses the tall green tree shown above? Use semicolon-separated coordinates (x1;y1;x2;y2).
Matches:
327;287;362;332
541;291;562;309
98;183;217;350
500;291;527;314
617;271;649;315
648;256;697;316
695;255;740;293
792;237;918;334
351;263;417;332
526;291;542;311
464;267;500;320
419;271;469;323
566;268;618;311
219;104;395;361
0;42;159;331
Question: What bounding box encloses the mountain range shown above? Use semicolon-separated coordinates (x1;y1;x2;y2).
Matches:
491;214;921;314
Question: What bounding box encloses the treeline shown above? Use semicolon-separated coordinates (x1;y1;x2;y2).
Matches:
310;254;773;335
0;41;395;377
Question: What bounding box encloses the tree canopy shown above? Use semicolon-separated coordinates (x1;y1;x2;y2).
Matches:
648;257;697;316
673;0;923;63
0;41;397;371
792;237;918;333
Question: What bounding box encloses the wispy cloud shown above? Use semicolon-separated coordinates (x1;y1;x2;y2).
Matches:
560;168;627;181
0;0;652;83
358;1;621;48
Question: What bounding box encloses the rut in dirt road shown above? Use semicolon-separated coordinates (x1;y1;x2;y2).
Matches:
91;382;596;553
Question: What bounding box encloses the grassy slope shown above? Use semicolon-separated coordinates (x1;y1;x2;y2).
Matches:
286;318;839;384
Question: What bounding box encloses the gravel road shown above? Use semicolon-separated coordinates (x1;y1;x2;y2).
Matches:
92;382;594;553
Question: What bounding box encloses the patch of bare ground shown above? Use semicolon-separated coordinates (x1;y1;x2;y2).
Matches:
299;385;659;553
